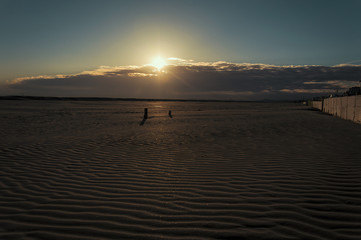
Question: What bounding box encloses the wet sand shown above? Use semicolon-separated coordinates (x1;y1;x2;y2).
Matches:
1;100;361;239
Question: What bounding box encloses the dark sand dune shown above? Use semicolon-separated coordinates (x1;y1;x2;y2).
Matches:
1;101;361;239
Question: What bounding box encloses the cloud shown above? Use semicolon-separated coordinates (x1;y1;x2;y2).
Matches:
303;80;360;88
1;61;361;100
279;89;333;94
167;57;192;64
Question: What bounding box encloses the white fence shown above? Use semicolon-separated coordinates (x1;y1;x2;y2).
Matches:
311;96;361;124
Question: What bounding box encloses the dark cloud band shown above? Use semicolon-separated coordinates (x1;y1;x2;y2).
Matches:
1;62;360;100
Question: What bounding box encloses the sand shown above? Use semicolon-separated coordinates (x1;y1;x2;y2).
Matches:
1;100;361;240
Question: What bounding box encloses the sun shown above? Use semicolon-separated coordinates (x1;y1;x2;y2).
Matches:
151;56;167;71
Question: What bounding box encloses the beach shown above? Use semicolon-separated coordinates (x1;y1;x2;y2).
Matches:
1;100;361;239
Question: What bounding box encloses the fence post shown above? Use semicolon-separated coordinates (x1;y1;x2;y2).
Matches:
321;98;324;112
345;96;348;120
354;95;358;122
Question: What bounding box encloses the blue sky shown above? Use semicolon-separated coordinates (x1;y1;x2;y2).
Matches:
1;0;361;99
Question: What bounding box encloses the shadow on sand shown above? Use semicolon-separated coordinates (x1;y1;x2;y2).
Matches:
139;109;173;125
139;118;147;126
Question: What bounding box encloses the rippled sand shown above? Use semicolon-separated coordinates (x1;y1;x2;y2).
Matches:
1;100;361;239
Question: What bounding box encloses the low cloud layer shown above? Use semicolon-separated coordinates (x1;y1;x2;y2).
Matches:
1;61;361;100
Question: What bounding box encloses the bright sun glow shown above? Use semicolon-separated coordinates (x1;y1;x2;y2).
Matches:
151;56;167;71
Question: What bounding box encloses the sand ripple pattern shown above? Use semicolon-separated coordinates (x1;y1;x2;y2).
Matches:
1;101;361;239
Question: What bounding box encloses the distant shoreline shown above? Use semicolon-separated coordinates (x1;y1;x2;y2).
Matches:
0;95;294;103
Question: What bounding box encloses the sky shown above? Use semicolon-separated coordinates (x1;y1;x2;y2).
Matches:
1;0;361;100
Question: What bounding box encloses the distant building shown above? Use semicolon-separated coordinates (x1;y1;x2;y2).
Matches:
345;87;361;96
